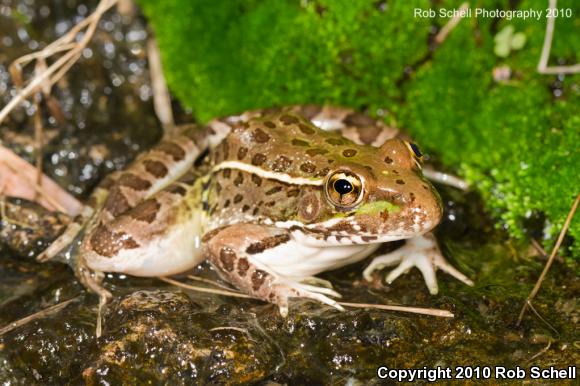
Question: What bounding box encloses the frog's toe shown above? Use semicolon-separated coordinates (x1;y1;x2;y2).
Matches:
274;281;345;314
300;276;334;289
384;252;439;294
432;253;474;287
362;249;405;281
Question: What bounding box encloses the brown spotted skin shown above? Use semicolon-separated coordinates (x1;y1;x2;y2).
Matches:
205;224;303;309
205;110;442;240
45;104;446;315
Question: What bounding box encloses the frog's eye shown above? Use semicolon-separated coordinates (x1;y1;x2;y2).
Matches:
405;141;423;167
325;171;364;209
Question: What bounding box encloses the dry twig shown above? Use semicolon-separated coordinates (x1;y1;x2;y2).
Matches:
434;2;469;45
147;37;176;134
0;0;119;125
537;0;580;74
161;276;454;318
0;297;80;336
517;193;580;325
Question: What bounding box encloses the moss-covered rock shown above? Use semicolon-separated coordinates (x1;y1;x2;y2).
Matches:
138;0;580;262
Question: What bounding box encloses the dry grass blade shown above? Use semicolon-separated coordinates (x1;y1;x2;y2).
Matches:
517;193;580;325
159;276;255;299
161;276;454;317
434;2;469;45
0;0;119;125
147;37;175;134
0;297;80;336
338;302;454;317
537;0;580;74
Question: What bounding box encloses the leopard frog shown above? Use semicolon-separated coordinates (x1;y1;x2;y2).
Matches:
39;105;473;316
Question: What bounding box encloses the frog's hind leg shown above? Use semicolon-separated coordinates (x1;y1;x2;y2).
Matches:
74;255;112;338
204;224;344;316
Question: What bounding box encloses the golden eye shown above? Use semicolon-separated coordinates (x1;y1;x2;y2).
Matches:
325;171;363;209
405;141;423;167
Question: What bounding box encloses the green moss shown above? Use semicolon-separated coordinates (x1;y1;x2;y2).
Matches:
138;0;580;262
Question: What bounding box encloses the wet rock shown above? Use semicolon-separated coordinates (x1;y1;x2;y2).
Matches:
0;197;69;258
83;290;279;385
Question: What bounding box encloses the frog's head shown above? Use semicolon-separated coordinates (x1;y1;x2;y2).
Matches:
296;138;442;244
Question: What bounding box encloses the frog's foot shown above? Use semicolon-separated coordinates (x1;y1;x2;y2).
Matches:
363;233;473;294
204;223;344;317
76;260;112;338
271;280;344;317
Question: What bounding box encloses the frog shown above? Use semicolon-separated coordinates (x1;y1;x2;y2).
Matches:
38;105;473;319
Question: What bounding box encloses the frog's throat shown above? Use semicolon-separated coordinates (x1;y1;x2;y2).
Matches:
212;161;323;186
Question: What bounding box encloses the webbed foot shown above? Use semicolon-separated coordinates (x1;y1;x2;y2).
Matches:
363;233;473;294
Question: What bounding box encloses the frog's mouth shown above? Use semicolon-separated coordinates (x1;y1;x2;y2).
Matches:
272;215;435;247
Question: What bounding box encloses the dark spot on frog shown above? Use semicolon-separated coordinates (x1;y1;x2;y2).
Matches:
251;269;267;291
251;174;262;186
392;169;399;175
315;167;331;177
384;156;393;164
104;188;131;217
237;258;250;276
246;234;291;254
222;140;230;159
396;179;405;185
264;121;276;129
234;194;243;204
409;192;416;202
223;199;230;208
422;184;430;190
237;147;248;160
143;160;168;178
223;169;231;179
90;226;139;258
215;183;222;193
300;162;316;173
306;148;328;156
265;201;276;207
298;123;315;135
119;173;152;191
380;211;389;221
157;141;186;161
292;139;310;147
342;149;357;157
287;189;300;197
362;235;377;242
130;199;160;223
326;138;347;146
279;114;299;125
242;204;250;212
253;128;270;143
252;207;260;215
234;172;244;186
219;247;236;272
272;155;292;172
265;186;282;195
252;153;267;166
167;184;187;196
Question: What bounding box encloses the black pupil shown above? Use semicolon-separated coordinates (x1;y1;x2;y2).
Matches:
410;143;422;158
334;179;353;195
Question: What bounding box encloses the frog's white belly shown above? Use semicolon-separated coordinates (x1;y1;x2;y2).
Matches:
85;214;206;277
252;236;380;279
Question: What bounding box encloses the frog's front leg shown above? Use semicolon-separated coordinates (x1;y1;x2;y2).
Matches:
203;224;344;316
363;233;474;294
